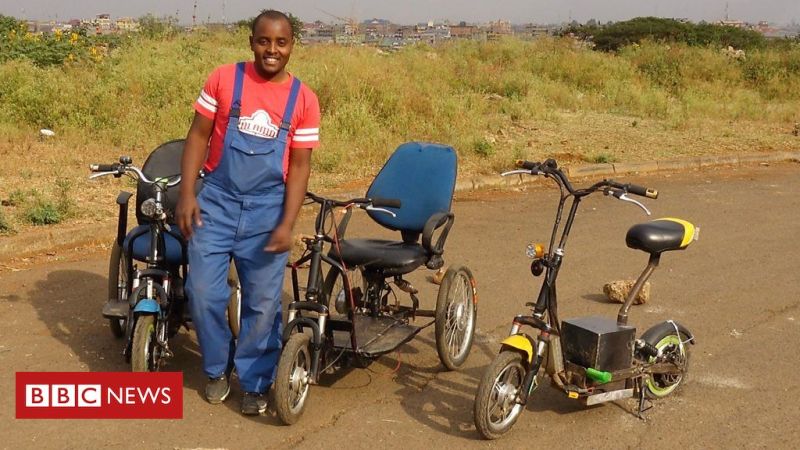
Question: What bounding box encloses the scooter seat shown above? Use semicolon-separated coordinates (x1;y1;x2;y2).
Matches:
626;218;696;255
123;225;185;266
328;239;428;275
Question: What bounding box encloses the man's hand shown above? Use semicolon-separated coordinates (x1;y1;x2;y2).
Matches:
264;224;293;253
176;194;203;239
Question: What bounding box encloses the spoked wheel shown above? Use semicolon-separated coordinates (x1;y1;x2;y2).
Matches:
273;333;312;425
641;326;692;399
435;265;477;370
131;315;159;372
226;262;242;338
107;242;129;338
322;266;366;316
474;350;528;440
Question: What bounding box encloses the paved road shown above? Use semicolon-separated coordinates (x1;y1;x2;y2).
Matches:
1;163;799;449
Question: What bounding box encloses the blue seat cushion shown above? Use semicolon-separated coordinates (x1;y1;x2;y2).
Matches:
123;224;185;266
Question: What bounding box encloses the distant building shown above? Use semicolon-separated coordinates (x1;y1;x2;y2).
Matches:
96;14;112;32
115;17;139;32
718;19;746;28
450;23;480;39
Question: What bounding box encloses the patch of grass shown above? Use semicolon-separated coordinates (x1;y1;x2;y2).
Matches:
590;153;618;164
6;188;27;206
0;209;12;234
54;177;75;217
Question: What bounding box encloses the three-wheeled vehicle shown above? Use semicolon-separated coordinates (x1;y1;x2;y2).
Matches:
272;142;478;424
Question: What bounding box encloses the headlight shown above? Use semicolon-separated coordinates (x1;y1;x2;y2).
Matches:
140;198;158;218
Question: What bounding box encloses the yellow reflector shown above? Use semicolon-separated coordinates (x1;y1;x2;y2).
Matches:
568;392;579;399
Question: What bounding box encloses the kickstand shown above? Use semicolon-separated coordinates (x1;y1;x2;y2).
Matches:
636;378;653;420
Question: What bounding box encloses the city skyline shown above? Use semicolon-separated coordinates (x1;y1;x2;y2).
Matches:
1;0;798;26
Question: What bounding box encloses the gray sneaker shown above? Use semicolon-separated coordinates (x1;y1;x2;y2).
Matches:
205;376;230;404
241;392;267;416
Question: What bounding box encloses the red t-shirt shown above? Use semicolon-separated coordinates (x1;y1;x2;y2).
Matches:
194;62;320;179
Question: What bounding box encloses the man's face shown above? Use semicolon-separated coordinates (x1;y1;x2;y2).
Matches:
249;17;293;80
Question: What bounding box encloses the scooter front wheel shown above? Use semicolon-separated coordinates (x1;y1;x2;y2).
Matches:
474;350;527;440
273;333;312;425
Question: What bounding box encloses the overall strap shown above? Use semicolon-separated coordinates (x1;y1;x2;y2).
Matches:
229;62;246;118
278;77;302;135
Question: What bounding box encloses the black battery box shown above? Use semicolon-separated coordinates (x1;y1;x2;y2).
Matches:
561;316;636;372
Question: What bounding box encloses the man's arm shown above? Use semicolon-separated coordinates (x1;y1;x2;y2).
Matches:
264;148;312;252
176;112;214;239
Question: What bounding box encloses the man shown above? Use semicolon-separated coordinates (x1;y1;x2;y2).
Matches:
176;9;320;416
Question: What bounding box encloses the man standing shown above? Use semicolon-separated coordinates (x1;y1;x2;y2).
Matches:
176;9;320;415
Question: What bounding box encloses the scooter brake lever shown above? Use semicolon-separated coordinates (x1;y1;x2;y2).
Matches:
618;193;651;216
501;169;534;177
365;205;397;218
88;171;115;180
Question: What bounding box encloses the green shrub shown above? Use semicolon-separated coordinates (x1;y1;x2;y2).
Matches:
473;138;494;157
25;199;61;225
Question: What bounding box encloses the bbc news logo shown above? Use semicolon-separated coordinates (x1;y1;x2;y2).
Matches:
16;372;182;419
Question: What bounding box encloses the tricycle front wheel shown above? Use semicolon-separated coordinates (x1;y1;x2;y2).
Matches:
273;333;312;425
435;265;477;370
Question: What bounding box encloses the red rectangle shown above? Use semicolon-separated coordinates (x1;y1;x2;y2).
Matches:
16;372;183;419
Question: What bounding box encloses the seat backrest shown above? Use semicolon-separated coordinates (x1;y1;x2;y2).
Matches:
366;142;457;233
136;139;200;225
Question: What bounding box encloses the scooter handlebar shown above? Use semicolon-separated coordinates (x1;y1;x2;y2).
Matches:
626;183;659;199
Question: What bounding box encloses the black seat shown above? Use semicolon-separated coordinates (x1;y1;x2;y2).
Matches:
329;239;428;275
329;142;457;276
126;139;198;264
626;218;696;255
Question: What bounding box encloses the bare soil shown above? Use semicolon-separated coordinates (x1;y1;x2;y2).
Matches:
1;163;799;449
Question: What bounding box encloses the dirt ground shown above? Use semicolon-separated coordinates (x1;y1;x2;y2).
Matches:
1;163;799;449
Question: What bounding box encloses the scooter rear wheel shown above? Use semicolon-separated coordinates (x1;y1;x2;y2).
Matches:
641;326;691;399
107;242;128;338
273;333;312;425
474;350;527;440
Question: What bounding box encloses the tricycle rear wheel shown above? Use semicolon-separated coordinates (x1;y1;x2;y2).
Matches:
435;265;477;370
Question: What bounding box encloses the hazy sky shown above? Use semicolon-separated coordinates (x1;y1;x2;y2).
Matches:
1;0;797;26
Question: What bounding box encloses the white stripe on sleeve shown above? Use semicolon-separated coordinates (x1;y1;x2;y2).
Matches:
200;90;218;107
196;95;217;113
295;128;319;135
293;135;319;142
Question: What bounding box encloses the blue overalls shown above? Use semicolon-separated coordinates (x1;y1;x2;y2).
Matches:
187;62;301;393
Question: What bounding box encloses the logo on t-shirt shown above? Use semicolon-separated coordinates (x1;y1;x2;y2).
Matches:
238;110;279;139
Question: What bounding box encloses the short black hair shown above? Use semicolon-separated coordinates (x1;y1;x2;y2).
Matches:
251;9;294;38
